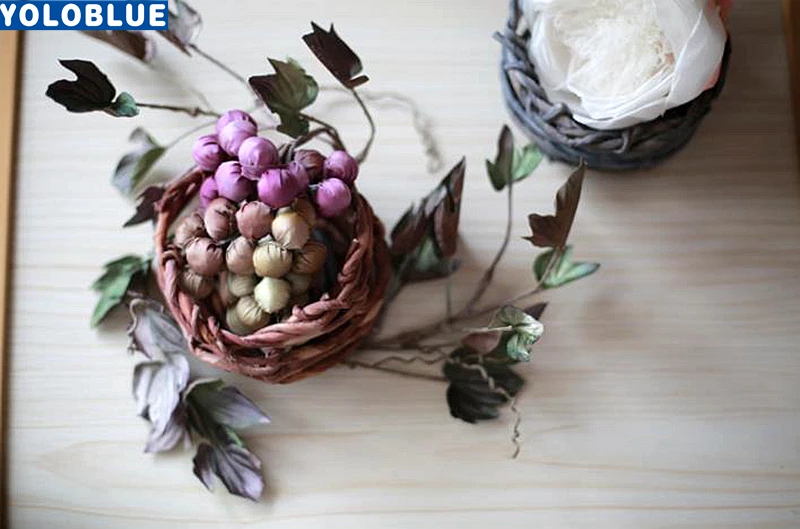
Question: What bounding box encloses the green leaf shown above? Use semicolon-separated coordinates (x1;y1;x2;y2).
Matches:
248;58;319;138
90;254;150;327
512;144;543;183
486;126;514;191
533;246;600;289
108;91;139;117
492;306;544;362
113;128;166;196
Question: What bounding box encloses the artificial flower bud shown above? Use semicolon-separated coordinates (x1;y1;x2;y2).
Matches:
185;237;224;276
271;211;310;250
324;150;359;184
236;201;273;240
214;161;254;203
287;160;310;189
219;120;257;156
293;149;326;183
314;178;352;218
252;240;293;278
227;273;257;298
218;272;237;307
238;136;279;180
235;295;271;330
293;197;317;228
192;134;226;172
257;167;302;208
203;197;238;241
179;268;214;299
216;109;256;136
253;277;291;313
225;306;250;335
226;236;256;275
174;212;206;248
199;176;219;209
285;272;313;295
292;240;327;275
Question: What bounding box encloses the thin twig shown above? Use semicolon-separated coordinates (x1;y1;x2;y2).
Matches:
166;118;218;149
189;44;248;86
136;102;219;118
298;113;346;151
462;172;515;314
343;360;446;383
350;88;376;164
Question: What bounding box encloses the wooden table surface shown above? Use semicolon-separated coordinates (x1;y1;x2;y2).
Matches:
8;1;800;527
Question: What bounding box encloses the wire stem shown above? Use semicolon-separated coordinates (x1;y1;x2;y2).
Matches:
350;88;376;163
136;102;219;118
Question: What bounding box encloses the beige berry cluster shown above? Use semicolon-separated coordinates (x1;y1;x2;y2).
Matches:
173;196;326;335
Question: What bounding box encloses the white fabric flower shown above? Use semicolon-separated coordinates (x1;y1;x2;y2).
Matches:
522;0;727;130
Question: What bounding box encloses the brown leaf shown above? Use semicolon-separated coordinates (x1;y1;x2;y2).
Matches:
389;204;428;256
82;31;155;63
524;162;585;248
433;158;466;258
302;23;368;89
523;302;548;320
462;331;502;355
124;186;165;227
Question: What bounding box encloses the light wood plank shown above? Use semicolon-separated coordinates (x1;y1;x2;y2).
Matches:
0;31;21;529
7;2;800;528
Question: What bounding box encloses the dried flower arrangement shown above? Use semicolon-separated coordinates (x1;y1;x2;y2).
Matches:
46;2;599;502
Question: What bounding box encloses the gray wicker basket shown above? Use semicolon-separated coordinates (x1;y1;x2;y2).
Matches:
497;0;731;171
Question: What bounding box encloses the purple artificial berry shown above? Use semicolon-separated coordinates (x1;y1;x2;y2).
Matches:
287;160;310;189
323;150;359;185
314;178;352;218
192;134;226;172
257;167;302;208
199;177;219;209
215;109;256;136
214;161;254;203
218;120;257;156
238;136;279;180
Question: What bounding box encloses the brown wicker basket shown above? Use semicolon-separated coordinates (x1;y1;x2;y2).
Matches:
498;0;731;171
154;168;391;384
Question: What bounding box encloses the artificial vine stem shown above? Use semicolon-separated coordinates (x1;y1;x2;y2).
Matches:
136;102;220;118
351;88;376;164
299;113;347;151
189;44;249;86
344;360;447;382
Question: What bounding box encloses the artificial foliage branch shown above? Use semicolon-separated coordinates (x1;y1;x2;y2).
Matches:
60;4;599;501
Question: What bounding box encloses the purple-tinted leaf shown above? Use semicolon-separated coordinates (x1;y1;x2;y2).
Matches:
158;0;202;55
187;379;270;430
124;186;165;227
82;30;155;63
145;403;189;453
133;354;189;436
46;59;116;113
191;442;264;501
302;23;369;89
127;298;187;359
525;162;585;249
193;443;216;491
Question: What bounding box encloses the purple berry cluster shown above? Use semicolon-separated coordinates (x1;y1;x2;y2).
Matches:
191;109;358;219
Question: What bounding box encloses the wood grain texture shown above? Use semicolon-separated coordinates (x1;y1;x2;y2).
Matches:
0;30;21;529
7;1;800;528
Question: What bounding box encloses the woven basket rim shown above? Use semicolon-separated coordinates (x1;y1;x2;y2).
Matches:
153;167;391;384
498;0;731;171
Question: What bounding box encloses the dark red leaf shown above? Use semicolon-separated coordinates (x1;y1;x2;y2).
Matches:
157;0;202;55
124;186;165;227
433;158;466;258
46;59;116;113
524;162;585;248
302;23;369;89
